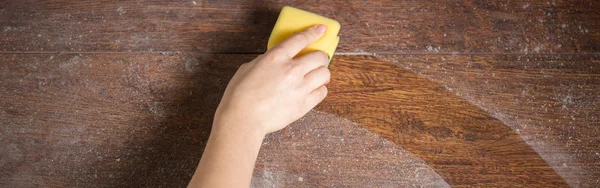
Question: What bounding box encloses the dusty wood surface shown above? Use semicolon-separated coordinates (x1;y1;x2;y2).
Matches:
1;54;597;187
0;54;449;187
324;56;600;186
0;0;599;187
380;54;600;186
321;55;598;187
253;111;449;187
1;0;599;54
0;54;238;187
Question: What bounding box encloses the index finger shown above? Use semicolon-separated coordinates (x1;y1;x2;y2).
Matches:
269;24;327;59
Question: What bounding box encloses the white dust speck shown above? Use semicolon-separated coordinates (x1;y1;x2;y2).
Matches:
298;177;303;182
116;7;126;15
425;45;440;53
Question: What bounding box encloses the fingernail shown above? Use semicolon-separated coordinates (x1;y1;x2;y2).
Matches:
315;24;327;34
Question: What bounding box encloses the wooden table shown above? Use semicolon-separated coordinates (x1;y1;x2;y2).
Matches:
1;1;598;187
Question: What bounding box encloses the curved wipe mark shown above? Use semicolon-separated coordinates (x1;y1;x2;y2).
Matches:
316;56;569;186
252;110;449;187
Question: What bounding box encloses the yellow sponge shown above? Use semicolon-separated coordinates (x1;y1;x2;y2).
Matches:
267;6;341;62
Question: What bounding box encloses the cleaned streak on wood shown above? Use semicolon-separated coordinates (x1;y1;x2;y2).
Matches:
0;54;581;187
1;0;599;187
252;110;450;187
380;54;600;187
318;56;570;187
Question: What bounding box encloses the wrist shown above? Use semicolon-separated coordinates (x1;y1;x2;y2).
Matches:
211;115;267;142
213;108;268;137
192;114;266;187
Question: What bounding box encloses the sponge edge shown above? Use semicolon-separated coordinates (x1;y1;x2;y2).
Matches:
324;36;340;63
267;6;341;63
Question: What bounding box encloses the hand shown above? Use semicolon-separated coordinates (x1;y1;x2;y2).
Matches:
214;24;331;135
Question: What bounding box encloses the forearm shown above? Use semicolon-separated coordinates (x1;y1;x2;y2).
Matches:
187;25;329;187
188;121;265;187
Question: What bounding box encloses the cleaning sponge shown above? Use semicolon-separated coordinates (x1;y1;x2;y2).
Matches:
267;6;341;63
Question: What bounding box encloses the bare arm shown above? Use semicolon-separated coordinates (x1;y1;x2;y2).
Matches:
188;25;330;187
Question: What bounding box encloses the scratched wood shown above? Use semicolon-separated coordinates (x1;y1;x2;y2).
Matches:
2;54;594;187
0;0;599;53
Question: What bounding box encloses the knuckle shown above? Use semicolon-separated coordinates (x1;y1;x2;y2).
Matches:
290;64;304;75
284;71;298;82
261;51;283;63
239;62;253;71
283;64;298;76
265;48;280;56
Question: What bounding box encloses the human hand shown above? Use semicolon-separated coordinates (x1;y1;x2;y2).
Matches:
213;25;331;135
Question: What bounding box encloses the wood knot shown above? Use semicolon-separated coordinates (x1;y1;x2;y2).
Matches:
426;126;454;139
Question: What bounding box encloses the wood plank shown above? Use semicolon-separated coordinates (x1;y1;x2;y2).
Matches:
379;54;600;187
1;0;599;54
0;53;244;187
2;54;591;187
253;111;450;187
319;55;581;187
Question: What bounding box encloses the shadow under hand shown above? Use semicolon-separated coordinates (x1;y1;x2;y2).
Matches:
219;2;279;54
113;5;279;188
121;54;255;187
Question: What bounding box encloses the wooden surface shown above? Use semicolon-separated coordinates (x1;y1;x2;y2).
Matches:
1;0;599;187
1;0;599;53
254;111;450;187
321;55;598;186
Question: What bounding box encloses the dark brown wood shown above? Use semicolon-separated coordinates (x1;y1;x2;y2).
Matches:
0;0;599;54
1;0;599;187
2;54;597;187
319;55;596;187
379;54;600;186
0;53;248;187
253;111;450;187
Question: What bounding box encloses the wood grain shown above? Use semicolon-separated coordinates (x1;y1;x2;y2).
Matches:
1;0;598;54
0;53;246;187
253;110;450;187
380;54;600;186
2;54;591;187
1;0;599;187
319;56;577;187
